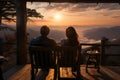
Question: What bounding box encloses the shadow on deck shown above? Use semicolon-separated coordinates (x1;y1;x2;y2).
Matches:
3;64;120;80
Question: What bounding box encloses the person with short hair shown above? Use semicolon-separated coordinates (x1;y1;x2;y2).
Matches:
30;25;57;47
30;25;57;80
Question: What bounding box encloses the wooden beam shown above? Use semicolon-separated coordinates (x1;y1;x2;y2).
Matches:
1;0;120;3
16;0;27;64
26;0;120;3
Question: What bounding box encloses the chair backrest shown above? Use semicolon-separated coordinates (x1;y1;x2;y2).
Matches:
29;46;57;68
58;46;80;67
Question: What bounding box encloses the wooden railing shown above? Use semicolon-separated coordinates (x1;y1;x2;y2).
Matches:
101;40;120;65
1;40;120;68
80;40;120;65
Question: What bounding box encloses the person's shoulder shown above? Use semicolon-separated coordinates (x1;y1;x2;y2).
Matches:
46;38;56;46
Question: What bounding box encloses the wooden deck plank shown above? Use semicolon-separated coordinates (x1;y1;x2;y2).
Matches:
101;66;120;80
9;65;31;80
4;64;120;80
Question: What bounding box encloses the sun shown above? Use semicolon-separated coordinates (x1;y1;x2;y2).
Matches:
54;13;62;21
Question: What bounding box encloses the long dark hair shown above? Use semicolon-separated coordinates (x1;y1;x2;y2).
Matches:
66;26;79;45
66;27;78;40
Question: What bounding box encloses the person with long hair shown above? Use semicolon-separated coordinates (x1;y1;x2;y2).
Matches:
61;26;79;46
61;26;79;72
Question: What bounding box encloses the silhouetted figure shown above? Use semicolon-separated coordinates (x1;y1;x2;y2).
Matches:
30;25;56;47
61;26;79;46
30;25;57;80
61;26;79;72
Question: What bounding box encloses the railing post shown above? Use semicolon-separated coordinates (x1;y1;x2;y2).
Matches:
100;37;108;65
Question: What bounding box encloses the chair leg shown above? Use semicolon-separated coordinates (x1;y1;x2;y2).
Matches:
77;64;83;80
54;67;57;80
31;69;35;80
86;65;88;73
86;56;90;73
58;67;60;80
97;56;100;72
0;67;4;80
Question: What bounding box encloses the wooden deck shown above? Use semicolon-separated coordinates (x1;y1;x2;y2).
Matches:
3;64;120;80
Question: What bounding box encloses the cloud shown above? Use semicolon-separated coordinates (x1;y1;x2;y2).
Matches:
28;2;120;14
112;15;120;18
43;3;97;12
28;3;120;18
42;3;120;12
27;3;120;25
95;3;120;11
83;26;120;40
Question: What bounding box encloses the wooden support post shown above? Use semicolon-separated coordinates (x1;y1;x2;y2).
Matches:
100;38;107;65
16;0;27;64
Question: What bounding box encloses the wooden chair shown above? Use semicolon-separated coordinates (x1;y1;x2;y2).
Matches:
29;46;57;80
57;46;82;80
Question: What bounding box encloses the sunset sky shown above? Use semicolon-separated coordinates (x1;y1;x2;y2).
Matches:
1;2;120;43
26;3;120;26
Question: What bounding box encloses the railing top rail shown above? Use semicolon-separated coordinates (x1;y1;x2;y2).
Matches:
80;43;120;46
80;43;100;46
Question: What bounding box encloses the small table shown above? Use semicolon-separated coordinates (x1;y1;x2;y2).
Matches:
85;50;100;72
0;56;7;80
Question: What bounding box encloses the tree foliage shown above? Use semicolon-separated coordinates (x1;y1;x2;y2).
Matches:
0;1;43;24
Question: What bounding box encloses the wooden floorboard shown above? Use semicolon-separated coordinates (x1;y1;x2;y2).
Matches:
3;64;120;80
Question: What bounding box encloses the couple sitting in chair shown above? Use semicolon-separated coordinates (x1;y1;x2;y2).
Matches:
30;25;79;77
31;25;79;47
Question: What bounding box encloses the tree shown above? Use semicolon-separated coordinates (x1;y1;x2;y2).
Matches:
0;1;43;25
0;1;43;64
